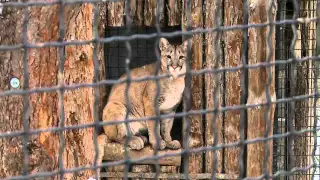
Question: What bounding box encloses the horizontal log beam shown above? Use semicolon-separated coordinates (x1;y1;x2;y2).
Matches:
103;142;181;166
100;172;238;179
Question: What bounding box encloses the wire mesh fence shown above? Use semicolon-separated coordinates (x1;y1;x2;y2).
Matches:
0;0;319;180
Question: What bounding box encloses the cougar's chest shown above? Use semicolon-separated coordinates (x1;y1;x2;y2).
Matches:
159;78;185;112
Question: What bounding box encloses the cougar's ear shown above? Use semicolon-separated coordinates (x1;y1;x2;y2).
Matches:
159;38;169;51
182;38;193;51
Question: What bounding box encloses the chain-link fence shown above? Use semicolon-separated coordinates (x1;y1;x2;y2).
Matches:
0;0;320;179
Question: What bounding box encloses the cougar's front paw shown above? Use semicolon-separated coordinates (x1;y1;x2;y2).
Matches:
139;135;148;145
128;136;145;150
166;140;181;150
150;139;166;150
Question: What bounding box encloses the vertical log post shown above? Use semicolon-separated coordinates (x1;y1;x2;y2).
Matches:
167;0;182;26
136;0;144;26
223;0;244;175
182;0;204;175
60;3;107;179
246;0;276;178
96;2;108;177
107;0;125;27
130;0;137;24
144;0;165;26
293;1;309;179
129;0;144;26
27;5;60;171
204;0;223;174
98;3;107;115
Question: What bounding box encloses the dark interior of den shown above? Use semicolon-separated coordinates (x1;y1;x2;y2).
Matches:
103;25;183;148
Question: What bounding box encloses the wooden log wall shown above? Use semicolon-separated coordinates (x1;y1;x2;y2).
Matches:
246;0;276;177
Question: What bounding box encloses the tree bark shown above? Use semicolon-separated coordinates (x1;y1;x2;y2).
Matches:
182;0;204;175
204;0;223;174
223;0;244;175
246;0;276;178
0;2;106;179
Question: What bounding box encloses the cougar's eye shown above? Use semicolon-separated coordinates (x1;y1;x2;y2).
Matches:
166;55;171;59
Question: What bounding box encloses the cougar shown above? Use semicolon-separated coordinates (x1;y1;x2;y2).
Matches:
103;37;191;150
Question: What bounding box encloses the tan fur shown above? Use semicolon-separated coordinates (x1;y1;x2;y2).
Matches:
103;38;192;150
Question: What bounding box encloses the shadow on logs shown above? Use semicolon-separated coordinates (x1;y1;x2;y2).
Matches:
103;142;182;166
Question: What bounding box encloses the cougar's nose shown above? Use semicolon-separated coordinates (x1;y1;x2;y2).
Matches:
172;65;178;69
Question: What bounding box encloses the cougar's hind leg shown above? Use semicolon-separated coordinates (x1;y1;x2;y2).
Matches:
102;101;127;141
116;123;147;150
103;101;146;150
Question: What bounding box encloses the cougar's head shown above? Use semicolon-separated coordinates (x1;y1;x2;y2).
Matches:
159;37;192;78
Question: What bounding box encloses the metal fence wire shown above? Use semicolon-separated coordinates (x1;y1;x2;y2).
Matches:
0;0;320;180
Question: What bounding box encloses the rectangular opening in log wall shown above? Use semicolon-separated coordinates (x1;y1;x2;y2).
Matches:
102;25;185;176
104;26;184;140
